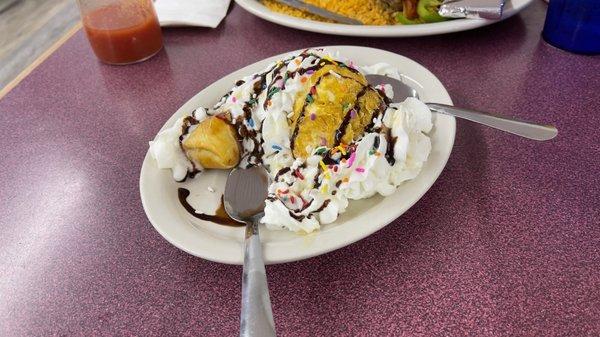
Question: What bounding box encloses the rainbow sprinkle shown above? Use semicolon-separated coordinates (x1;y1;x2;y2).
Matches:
310;113;316;121
300;196;309;208
319;160;328;172
272;144;282;151
356;167;365;173
347;151;356;168
232;96;237;103
267;87;280;99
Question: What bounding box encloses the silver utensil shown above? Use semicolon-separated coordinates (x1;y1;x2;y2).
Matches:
380;0;505;20
439;0;506;20
365;74;558;141
224;166;276;337
275;0;363;25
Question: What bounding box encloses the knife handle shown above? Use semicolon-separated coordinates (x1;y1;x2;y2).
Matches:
426;103;558;141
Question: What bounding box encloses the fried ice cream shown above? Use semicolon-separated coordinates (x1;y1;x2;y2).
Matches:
289;64;386;158
181;116;240;169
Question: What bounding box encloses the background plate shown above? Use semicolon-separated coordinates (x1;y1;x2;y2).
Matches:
234;0;534;37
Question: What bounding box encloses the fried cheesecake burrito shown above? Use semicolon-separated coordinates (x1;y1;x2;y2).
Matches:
149;49;433;233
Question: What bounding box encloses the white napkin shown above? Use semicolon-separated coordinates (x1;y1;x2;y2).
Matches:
154;0;231;28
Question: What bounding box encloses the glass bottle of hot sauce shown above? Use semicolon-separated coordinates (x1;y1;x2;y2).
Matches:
77;0;163;65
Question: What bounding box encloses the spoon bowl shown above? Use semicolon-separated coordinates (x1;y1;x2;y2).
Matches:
224;166;270;223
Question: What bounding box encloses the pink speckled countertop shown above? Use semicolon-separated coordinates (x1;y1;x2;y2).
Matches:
1;2;599;336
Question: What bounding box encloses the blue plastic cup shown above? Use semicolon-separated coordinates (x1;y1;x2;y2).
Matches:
542;0;600;55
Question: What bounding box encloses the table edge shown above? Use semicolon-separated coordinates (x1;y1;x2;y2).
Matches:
0;21;82;101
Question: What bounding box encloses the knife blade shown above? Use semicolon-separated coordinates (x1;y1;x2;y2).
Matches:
275;0;363;25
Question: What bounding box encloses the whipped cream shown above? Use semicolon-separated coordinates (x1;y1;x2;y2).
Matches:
149;107;208;181
149;49;433;233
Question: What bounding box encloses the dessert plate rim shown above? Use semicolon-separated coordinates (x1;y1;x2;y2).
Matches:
140;46;456;265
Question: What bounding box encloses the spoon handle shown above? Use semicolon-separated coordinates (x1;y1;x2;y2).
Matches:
240;220;276;337
426;103;558;141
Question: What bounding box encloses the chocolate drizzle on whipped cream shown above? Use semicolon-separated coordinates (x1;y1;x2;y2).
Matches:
177;116;201;180
274;167;291;181
151;49;434;232
192;50;374;221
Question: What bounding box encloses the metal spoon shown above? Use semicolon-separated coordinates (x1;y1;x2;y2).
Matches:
365;74;558;141
223;166;276;337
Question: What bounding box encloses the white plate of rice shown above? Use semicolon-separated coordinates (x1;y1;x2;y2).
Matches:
235;0;534;37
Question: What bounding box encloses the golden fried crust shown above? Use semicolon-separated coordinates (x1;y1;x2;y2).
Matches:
182;116;240;169
290;64;384;159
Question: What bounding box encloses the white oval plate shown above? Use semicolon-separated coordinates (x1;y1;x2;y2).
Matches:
140;46;455;265
235;0;533;37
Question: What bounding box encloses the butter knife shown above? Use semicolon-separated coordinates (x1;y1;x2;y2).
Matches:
381;0;506;20
275;0;363;25
439;0;506;20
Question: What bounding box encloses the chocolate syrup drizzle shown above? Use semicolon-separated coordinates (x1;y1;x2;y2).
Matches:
274;167;291;181
176;116;201;181
333;85;370;147
289;72;333;154
177;188;243;227
176;49;397;223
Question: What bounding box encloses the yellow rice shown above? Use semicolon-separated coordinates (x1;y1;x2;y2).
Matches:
260;0;395;25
